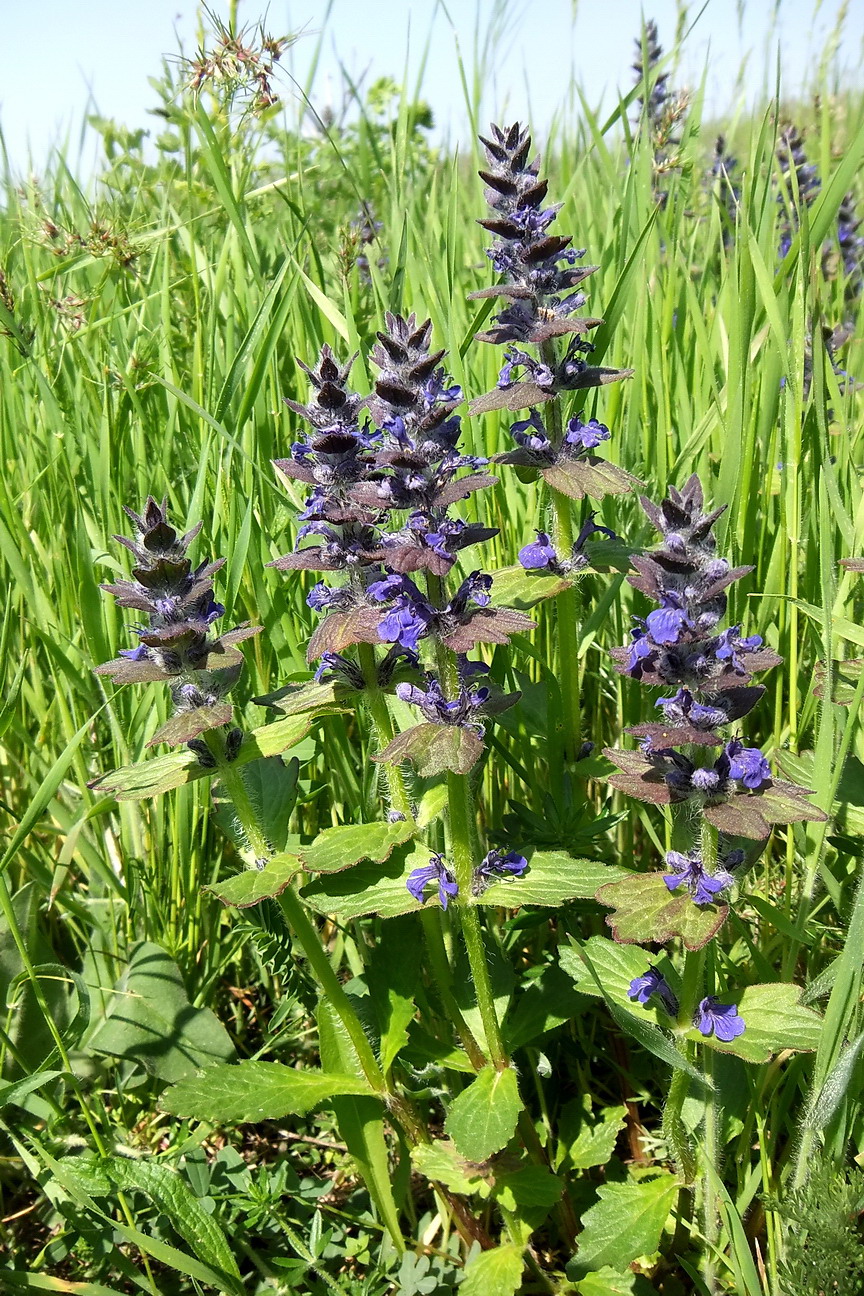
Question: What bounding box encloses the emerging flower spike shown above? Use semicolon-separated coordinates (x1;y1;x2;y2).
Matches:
628;966;679;1016
695;996;746;1042
406;853;459;910
95;498;260;748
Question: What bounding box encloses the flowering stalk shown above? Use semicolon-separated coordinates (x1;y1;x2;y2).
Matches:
469;122;636;771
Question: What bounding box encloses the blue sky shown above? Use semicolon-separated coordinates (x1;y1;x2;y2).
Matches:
2;0;863;174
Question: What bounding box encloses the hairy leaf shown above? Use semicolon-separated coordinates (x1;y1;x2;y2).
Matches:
596;872;729;950
300;819;415;874
568;1173;679;1277
162;1060;375;1121
445;1064;523;1162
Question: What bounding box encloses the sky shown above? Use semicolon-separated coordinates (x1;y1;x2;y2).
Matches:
1;0;863;176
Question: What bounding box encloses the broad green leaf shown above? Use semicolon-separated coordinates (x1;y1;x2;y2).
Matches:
214;756;299;853
444;1065;523;1162
301;844;437;920
569;1173;679;1277
478;852;630;908
367;920;421;1074
559;1097;628;1170
493;1164;564;1212
205;853;302;907
162;1059;374;1122
488;565;571;610
410;1141;485;1196
87;941;235;1081
575;1267;655;1295
62;1154;241;1283
460;1244;525;1296
300;819;415;874
318;999;404;1250
685;983;822;1063
595;872;728;950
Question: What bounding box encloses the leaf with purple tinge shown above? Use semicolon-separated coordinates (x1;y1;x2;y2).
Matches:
595;872;729;950
432;473;499;508
813;658;864;705
684;983;822;1063
704;781;827;840
468;383;557;416
541;457;641;501
306;608;383;661
603;748;685;806
441;607;536;652
373;723;484;776
147;704;234;748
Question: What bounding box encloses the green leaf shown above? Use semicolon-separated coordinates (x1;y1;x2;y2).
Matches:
63;1154;241;1283
444;1065;523;1162
214;756;299;853
205;853;302;907
487;565;571;610
685;983;822;1063
478;852;630;908
161;1059;374;1122
410;1141;486;1196
373;722;483;776
595;872;728;950
92;715;314;801
569;1173;679;1277
300;819;415;874
87;941;235;1081
460;1244;525;1296
0;1069;62;1113
575;1267;655;1295
493;1164;564;1211
559;1097;628;1170
503;962;591;1051
301;845;437;920
367;920;421;1074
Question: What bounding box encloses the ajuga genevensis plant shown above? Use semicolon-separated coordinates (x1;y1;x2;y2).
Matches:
91;120;833;1293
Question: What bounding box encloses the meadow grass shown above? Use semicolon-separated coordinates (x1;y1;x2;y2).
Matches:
1;6;864;1292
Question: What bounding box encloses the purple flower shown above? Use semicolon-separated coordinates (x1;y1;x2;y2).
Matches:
377;596;433;652
690;767;722;794
406;853;459;910
474;848;528;891
714;625;763;673
519;531;558;570
725;739;771;789
695;995;745;1042
625;626;653;674
510;410;553;455
663;850;734;906
645;603;691;646
313;652;365;688
628;966;679;1015
564;416;611;450
396;674;489;729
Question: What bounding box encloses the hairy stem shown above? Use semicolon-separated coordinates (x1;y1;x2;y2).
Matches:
357;642;414;820
205;731;387;1095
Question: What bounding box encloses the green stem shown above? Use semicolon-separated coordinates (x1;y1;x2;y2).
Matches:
540;339;584;769
357;642;414;820
447;770;507;1069
421;909;488;1070
205;731;387;1095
